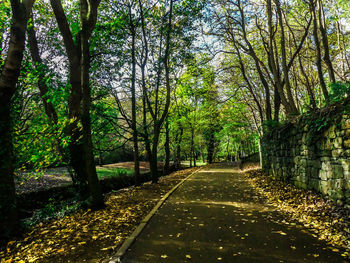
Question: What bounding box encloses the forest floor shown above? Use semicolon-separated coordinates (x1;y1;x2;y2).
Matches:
15;162;156;194
122;163;348;262
1;167;199;263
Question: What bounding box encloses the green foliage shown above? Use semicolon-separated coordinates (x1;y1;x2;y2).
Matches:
24;198;80;227
262;120;281;134
96;167;133;179
329;82;350;103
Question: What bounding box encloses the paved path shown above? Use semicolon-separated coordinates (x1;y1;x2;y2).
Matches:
122;164;345;262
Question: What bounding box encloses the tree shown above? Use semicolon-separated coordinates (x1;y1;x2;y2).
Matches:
0;0;35;238
49;0;103;208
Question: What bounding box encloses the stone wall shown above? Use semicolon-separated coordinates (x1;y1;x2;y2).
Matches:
261;114;350;205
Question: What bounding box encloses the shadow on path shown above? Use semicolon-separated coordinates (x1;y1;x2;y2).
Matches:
122;163;345;263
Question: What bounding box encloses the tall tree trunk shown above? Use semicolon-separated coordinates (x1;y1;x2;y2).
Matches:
50;0;89;199
207;131;215;164
175;126;183;169
151;125;160;183
0;0;34;239
164;117;170;174
318;0;336;83
298;54;317;109
139;0;152;163
129;13;140;184
141;71;152;162
27;16;58;123
191;126;196;167
311;0;329;101
275;0;299;115
80;0;103;209
149;0;174;182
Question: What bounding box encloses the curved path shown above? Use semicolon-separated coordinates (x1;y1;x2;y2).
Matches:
122;164;344;263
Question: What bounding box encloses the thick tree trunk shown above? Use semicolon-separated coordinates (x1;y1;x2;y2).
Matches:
0;0;34;239
50;0;89;199
80;0;103;209
0;101;19;239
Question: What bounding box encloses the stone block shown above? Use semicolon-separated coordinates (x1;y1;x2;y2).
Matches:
336;130;345;137
339;159;350;170
344;170;350;180
310;167;320;178
308;178;320;190
345;190;350;198
344;139;350;148
345;129;350;138
341;119;350;130
332;149;343;158
320;156;331;162
329;179;345;189
333;137;343;149
319;181;331;195
318;150;332;158
330;165;344;179
321;161;332;171
319;170;328;180
343;180;350;191
328;125;336;139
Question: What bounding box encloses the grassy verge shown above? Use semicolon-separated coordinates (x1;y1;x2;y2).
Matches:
96;167;133;179
181;161;207;167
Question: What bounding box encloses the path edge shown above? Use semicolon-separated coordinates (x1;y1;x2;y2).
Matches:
107;167;202;263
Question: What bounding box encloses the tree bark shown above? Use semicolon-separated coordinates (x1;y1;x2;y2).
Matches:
190;126;196;167
175;125;183;170
50;0;89;198
311;0;329;102
164;117;170;174
129;8;140;184
147;0;174;182
27;17;58;123
207;131;215;164
80;0;103;209
318;0;336;83
0;0;34;239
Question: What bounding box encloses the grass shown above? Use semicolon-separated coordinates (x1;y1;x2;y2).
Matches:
181;160;207;167
96;167;133;179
